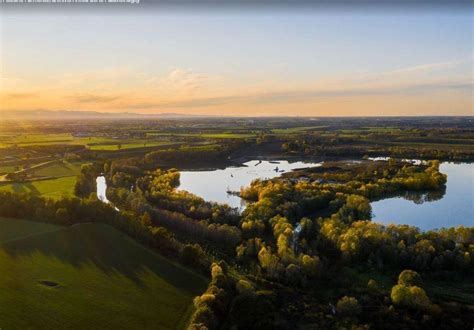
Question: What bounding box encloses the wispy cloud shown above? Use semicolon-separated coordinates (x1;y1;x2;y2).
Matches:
146;68;209;92
2;92;37;100
122;78;472;110
373;59;466;77
68;93;121;104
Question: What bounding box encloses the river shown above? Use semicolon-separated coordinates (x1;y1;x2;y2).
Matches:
96;176;119;211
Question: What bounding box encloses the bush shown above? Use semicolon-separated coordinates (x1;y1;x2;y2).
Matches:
391;284;431;311
181;243;204;267
398;269;422;287
236;279;254;294
336;296;361;318
229;291;275;329
367;279;380;294
189;306;217;329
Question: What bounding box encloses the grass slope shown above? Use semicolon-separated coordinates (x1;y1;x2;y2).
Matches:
0;218;61;243
0;222;208;329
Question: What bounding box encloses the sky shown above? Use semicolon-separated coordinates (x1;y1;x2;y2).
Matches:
0;6;472;116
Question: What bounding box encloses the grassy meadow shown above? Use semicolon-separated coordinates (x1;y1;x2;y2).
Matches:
0;176;77;199
0;161;89;199
88;141;178;151
30;161;84;177
0;218;61;244
0;133;179;151
0;220;208;329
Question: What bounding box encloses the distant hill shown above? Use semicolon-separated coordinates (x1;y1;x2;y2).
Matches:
1;110;211;120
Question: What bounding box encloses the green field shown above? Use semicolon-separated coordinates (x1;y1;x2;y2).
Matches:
197;133;255;139
271;126;327;134
88;141;178;151
0;220;208;329
0;218;61;243
146;132;255;139
0;176;77;199
0;165;16;174
30;161;85;177
0;133;179;151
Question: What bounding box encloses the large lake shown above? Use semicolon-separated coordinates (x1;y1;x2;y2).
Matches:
178;160;473;230
371;162;473;230
179;160;322;208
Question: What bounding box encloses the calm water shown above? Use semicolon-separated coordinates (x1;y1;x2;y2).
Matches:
179;160;473;230
371;162;473;230
179;160;322;208
96;176;110;203
96;176;119;211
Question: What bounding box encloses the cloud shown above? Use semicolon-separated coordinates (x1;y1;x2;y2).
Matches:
122;78;473;110
352;58;471;85
68;93;121;104
2;92;37;100
147;68;208;92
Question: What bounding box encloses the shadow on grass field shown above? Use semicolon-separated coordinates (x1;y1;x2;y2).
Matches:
0;221;208;329
0;218;61;244
0;176;77;200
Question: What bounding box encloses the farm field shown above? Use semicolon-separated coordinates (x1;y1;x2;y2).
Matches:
88;141;179;151
0;176;77;199
30;161;85;177
0;221;208;329
0;133;179;151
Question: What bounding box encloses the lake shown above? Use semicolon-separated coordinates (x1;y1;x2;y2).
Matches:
178;159;473;230
371;162;473;230
179;160;322;208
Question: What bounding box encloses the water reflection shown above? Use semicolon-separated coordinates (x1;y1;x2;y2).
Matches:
96;176;110;203
376;187;446;205
96;176;119;211
179;159;472;230
179;160;322;208
371;162;473;230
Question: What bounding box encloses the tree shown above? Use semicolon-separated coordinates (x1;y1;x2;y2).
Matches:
140;212;152;227
258;246;282;279
300;254;321;278
391;284;431;311
285;264;302;285
189;306;217;329
367;279;380;294
336;296;361;318
235;279;254;294
181;243;204;267
229;291;275;329
55;208;70;225
398;269;422;287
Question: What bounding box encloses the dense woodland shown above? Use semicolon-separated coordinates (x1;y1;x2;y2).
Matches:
0;117;473;329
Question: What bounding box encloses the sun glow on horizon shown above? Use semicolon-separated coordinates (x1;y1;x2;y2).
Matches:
1;9;472;116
